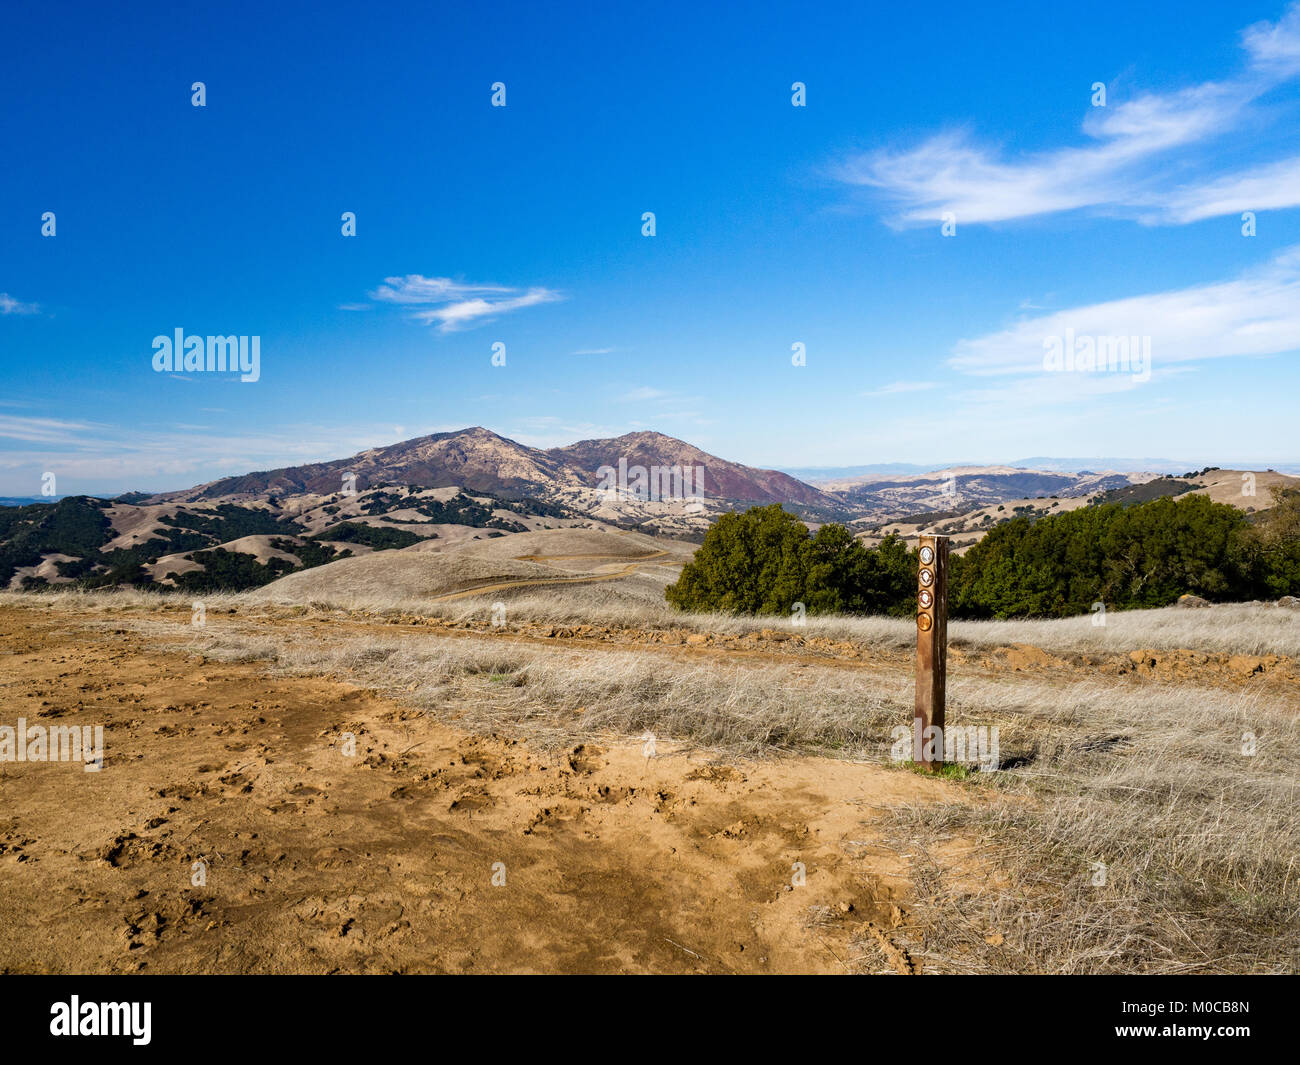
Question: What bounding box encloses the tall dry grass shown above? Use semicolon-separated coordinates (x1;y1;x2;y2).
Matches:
877;672;1300;973
12;584;1297;656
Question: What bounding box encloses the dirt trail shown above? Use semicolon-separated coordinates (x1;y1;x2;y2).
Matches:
424;565;648;603
423;550;676;603
0;604;968;974
512;550;670;563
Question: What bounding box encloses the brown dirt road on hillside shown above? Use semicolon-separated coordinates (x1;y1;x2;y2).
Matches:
422;549;676;603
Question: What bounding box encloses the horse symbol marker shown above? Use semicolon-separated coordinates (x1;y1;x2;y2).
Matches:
914;534;949;771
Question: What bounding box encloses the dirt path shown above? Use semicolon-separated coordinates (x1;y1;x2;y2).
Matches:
512;550;670;563
424;564;650;603
423;550;676;603
0;604;968;974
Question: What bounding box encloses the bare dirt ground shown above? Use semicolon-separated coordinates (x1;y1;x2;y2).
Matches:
0;603;967;974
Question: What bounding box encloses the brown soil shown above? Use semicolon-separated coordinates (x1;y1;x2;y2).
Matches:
0;604;976;974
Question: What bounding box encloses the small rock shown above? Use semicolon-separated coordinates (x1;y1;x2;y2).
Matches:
1176;594;1210;609
1278;596;1300;609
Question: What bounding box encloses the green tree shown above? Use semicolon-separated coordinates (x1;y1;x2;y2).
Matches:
952;494;1262;618
665;506;916;617
666;505;811;614
1242;487;1300;596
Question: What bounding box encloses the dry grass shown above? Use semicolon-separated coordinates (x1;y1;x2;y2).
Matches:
878;676;1300;974
10;584;1298;656
0;588;247;612
952;602;1300;657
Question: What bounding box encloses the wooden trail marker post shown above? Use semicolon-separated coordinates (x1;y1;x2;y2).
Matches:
914;534;949;771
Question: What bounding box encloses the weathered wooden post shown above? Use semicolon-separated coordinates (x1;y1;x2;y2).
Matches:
914;534;949;771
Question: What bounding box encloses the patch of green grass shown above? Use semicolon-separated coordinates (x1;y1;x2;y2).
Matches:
898;759;973;781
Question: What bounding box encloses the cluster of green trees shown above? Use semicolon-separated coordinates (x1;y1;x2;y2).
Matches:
665;505;915;617
951;493;1279;617
0;496;431;592
360;489;529;531
167;548;299;592
0;497;114;588
311;521;425;550
666;492;1300;620
159;502;304;540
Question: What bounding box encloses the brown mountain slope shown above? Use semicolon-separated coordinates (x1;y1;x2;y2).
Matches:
152;428;579;502
149;427;833;508
548;431;833;505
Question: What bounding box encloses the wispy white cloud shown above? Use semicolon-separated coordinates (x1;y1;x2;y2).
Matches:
0;416;96;444
572;346;618;355
950;367;1189;411
1243;3;1300;75
950;245;1300;376
861;380;938;397
0;293;40;315
606;385;707;427
411;290;561;331
621;386;669;402
368;274;563;332
1156;155;1300;223
370;277;514;304
834;3;1300;227
507;418;630;449
648;410;706;421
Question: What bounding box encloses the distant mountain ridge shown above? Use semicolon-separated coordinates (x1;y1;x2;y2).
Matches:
789;459;1188;484
151;427;836;508
141;428;1174;531
4;425;1289;594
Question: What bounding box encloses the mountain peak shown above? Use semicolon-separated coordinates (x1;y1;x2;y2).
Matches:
149;427;834;509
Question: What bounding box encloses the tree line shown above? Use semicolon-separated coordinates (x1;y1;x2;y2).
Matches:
666;490;1300;619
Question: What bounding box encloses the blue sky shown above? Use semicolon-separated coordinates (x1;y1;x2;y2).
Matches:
2;0;1299;495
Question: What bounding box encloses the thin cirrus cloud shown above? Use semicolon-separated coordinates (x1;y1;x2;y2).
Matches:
0;415;96;445
862;380;938;397
949;245;1300;377
621;386;669;402
367;274;563;332
1159;155;1300;223
0;293;40;315
834;3;1300;227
